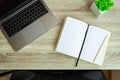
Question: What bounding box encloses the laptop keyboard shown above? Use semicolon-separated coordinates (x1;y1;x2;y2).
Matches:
2;0;48;37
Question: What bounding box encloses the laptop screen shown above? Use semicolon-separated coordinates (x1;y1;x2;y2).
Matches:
0;0;32;19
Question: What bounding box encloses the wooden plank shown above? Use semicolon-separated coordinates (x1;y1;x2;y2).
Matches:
0;0;120;69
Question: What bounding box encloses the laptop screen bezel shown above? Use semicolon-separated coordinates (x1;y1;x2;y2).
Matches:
0;0;32;20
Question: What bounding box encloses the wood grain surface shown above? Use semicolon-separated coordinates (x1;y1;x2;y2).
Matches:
0;77;9;80
0;0;120;69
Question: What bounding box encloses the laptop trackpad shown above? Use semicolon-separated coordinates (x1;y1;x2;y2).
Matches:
21;19;46;42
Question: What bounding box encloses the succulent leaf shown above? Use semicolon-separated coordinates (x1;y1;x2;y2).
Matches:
94;0;114;11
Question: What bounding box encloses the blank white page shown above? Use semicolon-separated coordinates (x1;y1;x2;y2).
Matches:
56;17;88;58
80;25;110;65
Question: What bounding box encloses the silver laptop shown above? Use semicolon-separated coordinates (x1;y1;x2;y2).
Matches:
0;0;58;51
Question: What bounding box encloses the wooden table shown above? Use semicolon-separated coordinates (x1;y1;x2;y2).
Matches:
0;0;120;69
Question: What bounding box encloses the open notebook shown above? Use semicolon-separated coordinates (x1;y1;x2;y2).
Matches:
56;17;111;65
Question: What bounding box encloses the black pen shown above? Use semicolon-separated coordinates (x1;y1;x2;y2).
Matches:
75;24;89;67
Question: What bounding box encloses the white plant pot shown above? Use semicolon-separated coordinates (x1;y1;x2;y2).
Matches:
90;2;106;17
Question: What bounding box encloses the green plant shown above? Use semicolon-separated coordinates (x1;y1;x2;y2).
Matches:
94;0;114;11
